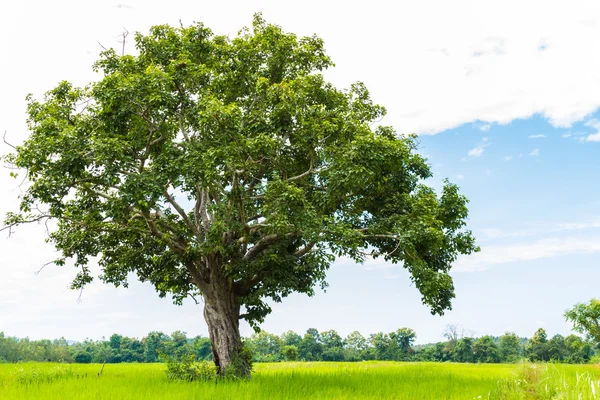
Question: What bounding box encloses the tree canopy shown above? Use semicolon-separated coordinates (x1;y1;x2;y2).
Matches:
3;14;478;375
565;299;600;345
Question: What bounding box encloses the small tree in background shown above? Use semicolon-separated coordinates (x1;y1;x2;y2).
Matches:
281;345;298;361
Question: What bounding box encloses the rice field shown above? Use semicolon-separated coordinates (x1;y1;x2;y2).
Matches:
0;361;599;399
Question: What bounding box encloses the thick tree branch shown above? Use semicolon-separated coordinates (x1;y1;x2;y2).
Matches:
242;233;280;262
294;241;316;257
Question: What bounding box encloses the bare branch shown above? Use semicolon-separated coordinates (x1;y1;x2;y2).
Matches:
0;214;52;234
2;130;16;150
118;28;130;56
35;260;56;276
187;292;202;305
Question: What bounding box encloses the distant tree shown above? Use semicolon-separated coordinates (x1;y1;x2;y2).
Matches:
246;331;282;362
547;334;567;362
442;324;469;360
427;342;449;362
369;332;393;360
320;330;344;361
168;331;189;359
564;334;592;364
565;299;600;345
498;332;521;363
453;337;474;363
526;328;549;362
281;331;302;347
281;345;299;361
109;334;122;350
3;15;478;377
320;330;343;349
93;343;116;363
143;331;169;362
390;328;417;359
344;331;368;361
298;329;322;361
473;336;500;363
74;352;92;364
192;336;213;361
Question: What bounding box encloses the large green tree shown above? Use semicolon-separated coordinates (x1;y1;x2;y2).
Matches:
3;15;477;376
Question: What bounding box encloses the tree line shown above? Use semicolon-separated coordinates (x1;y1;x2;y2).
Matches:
245;327;596;364
0;326;596;364
0;331;211;364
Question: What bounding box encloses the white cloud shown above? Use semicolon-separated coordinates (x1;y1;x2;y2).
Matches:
479;217;600;240
529;148;540;156
504;156;513;161
468;137;490;157
584;118;600;142
586;133;600;142
556;219;600;230
528;134;546;139
455;236;600;272
1;0;599;140
456;174;465;180
468;146;485;157
479;124;491;132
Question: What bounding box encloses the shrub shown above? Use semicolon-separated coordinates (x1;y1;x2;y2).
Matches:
74;352;92;364
164;354;217;382
224;345;253;380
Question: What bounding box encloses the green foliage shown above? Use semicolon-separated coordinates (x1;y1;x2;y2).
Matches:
498;333;522;363
473;336;500;363
453;337;474;363
0;327;595;366
298;329;322;361
4;14;478;336
223;344;253;380
526;328;550;362
280;331;301;347
164;353;217;382
246;331;283;362
281;346;298;361
74;352;92;364
565;298;600;345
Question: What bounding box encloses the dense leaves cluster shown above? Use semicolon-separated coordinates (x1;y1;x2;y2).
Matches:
565;299;600;345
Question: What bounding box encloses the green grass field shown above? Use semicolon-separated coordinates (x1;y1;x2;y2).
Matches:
1;361;599;399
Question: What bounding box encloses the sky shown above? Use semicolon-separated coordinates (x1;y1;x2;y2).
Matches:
0;0;599;344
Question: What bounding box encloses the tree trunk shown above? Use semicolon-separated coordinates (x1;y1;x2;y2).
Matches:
202;274;251;378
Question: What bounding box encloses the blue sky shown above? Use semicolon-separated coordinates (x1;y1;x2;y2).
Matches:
1;0;599;344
